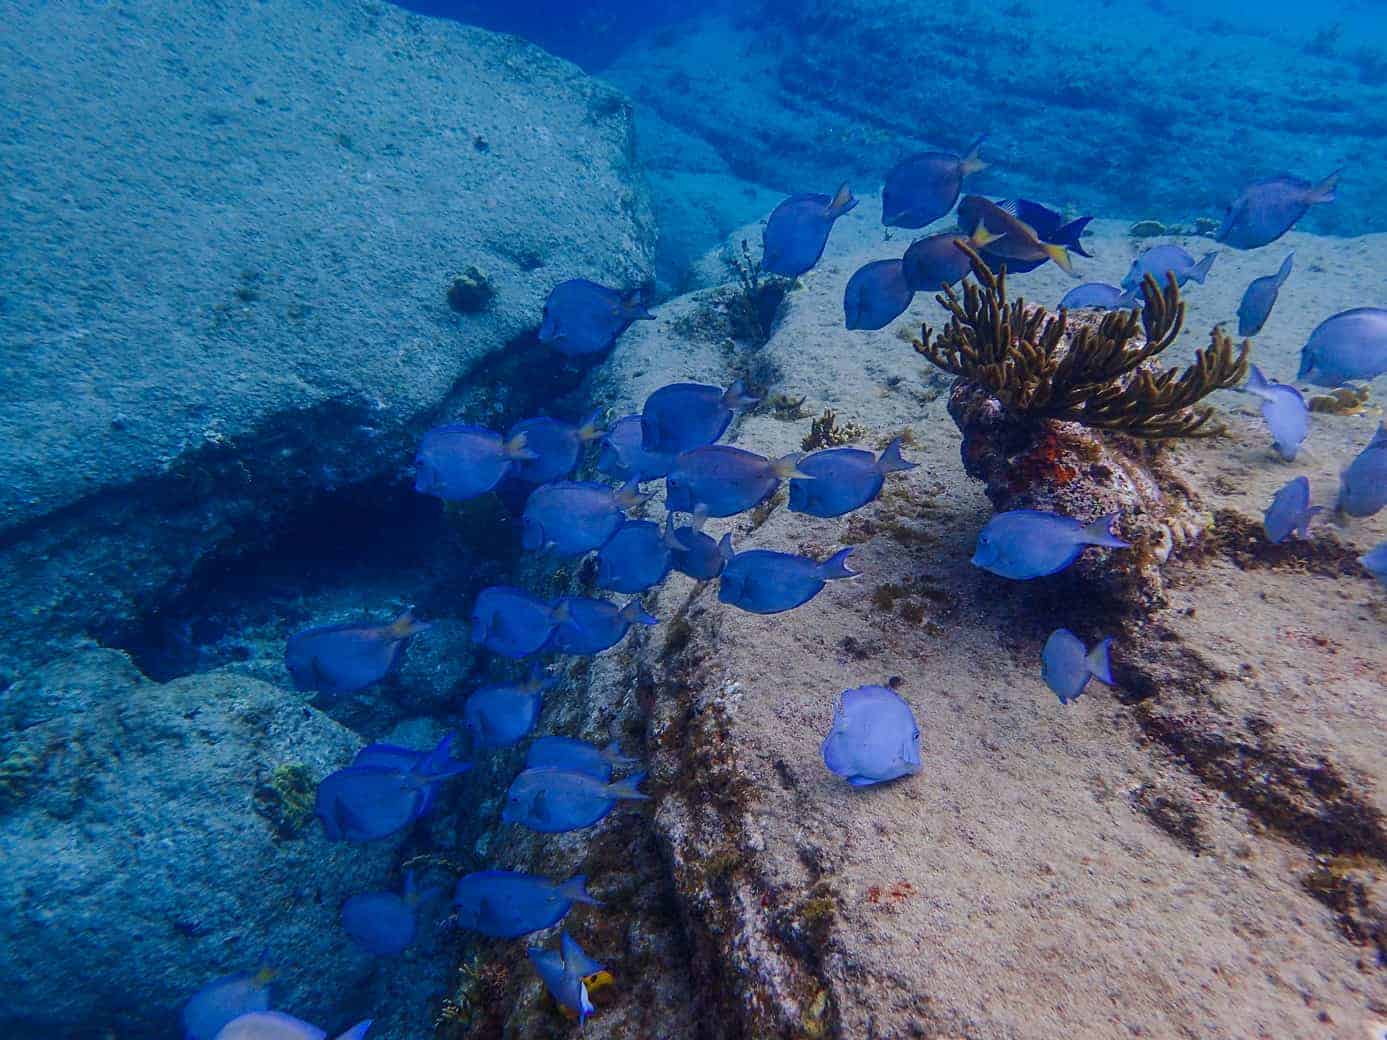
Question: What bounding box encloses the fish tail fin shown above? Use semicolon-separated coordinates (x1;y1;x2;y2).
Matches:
602;739;639;766
561;930;606;979
722;379;760;413
1275;251;1295;287
388;608;432;639
1190;252;1217;284
1081;512;1131;549
960;133;989;176
771;452;814;480
332;1020;374;1040
614;477;655;511
718;533;736;563
620;598;659;627
558;874;603;906
689;503;709;531
550;599;572;626
1310;168;1342;204
968;223;1002;248
577;409;607;442
417;732;471;781
817;547;859;581
1043;242;1078;277
662;514;690;550
524;664;557;693
1244;364;1272;398
825;182;859;218
605;771;649;800
876;437;918;474
503;431;539;462
620;287;654;321
1086;637;1115;685
1054;215;1093;253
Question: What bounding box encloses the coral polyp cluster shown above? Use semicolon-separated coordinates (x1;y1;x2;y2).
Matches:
912;246;1250;438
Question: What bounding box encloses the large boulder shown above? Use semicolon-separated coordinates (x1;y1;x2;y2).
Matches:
0;648;401;1038
0;0;655;675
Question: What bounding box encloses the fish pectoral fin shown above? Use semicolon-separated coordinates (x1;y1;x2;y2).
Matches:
531;790;550;823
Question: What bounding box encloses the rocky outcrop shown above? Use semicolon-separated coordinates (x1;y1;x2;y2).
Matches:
0;648;403;1039
0;0;655;676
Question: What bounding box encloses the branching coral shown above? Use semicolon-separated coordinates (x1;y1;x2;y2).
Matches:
912;246;1249;438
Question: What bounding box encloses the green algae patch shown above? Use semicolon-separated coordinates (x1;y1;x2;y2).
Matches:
253;762;316;838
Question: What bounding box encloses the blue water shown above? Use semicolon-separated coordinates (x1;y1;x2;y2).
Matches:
3;0;1386;1038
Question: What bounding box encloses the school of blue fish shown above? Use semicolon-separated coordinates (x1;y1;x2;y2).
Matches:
184;131;1387;1036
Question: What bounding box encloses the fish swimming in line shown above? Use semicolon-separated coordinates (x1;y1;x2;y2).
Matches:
1121;245;1216;292
463;667;555;749
414;424;535;502
843;258;916;331
882;135;987;228
971;510;1130;580
1216;170;1341;249
1236;252;1293;337
453;871;601;939
640;380;758;455
1041;630;1114;705
539;279;653;357
666;445;809;517
506;412;605;485
502;766;648;832
789;437;916;517
340;871;443;957
762;184;859;277
525;736;638;781
284;609;430;697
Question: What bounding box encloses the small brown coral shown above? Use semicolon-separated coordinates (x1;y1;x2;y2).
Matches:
913;246;1249;438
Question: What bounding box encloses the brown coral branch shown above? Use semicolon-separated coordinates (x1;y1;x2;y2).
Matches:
912;245;1249;439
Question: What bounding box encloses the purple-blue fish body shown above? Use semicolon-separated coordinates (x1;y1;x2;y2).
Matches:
285;610;430;696
213;1012;372;1040
958;196;1078;275
882;136;987;228
470;585;560;658
453;871;601;939
762;184;858;276
526;736;637;781
821;685;921;786
1237;252;1293;337
1121;245;1216;292
1264;475;1323;543
507;413;605;485
315;734;470;843
1243;365;1308;461
971;510;1130;580
1297;308;1387;386
463;668;554;748
717;538;858;614
958;197;1093;274
414;424;534;501
1338;423;1387;518
538;279;652;357
1360;542;1387;584
640;380;758;455
666;446;808;517
595;519;672;593
340;871;442;957
528;933;604;1023
1217;170;1340;249
522;480;648;557
1041;630;1114;705
548;596;658;655
844;259;915;331
183;966;275;1040
666;510;725;580
502;766;648;832
901;233;974;292
597;414;676;483
1059;282;1138;311
789;438;916;517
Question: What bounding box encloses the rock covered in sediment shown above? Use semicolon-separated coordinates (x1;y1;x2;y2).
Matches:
0;649;394;1039
0;0;655;674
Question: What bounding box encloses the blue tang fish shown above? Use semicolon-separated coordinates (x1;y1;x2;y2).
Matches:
1216;170;1341;249
284;609;430;697
183;965;275;1040
882;135;987;228
414;424;535;502
958;195;1077;275
470;585;560;658
640;380;758;455
718;537;857;614
315;734;470;843
1264;476;1322;543
821;685;921;787
1296;308;1387;386
502;766;648;833
213;1012;372;1040
666;446;808;518
972;510;1130;580
340;871;442;957
762;184;859;277
958;197;1093;275
1360;542;1387;584
1059;282;1138;311
844;259;915;331
1237;252;1293;337
1121;245;1216;292
463;668;554;748
595;520;673;593
528;932;605;1024
548;596;658;655
350;741;456;817
597;414;676;483
1041;630;1114;705
1243;365;1309;461
506;413;605;485
901;233;974;292
666;509;725;580
522;480;649;557
538;279;652;358
453;871;601;940
789;437;916;517
1338;422;1387;518
526;736;637;782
